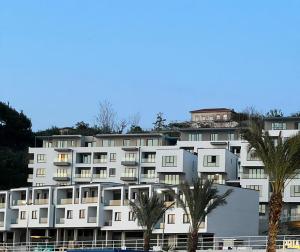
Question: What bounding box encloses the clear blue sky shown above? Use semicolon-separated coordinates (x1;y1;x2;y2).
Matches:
1;1;300;131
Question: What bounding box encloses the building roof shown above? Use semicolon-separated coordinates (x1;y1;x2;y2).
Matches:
190;108;234;113
95;133;165;138
264;116;300;121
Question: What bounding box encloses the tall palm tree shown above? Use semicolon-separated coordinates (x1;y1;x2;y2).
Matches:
243;124;300;252
175;179;232;252
129;192;174;251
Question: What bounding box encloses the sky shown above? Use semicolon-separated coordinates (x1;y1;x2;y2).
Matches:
1;1;300;131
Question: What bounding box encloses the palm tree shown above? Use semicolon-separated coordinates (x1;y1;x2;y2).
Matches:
243;124;300;252
129;192;174;251
175;179;232;252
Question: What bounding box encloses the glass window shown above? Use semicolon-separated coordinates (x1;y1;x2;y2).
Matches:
36;168;46;177
203;155;219;167
291;185;300;197
67;210;73;219
246;185;262;197
37;154;46;163
125;153;136;161
162;156;177;167
109;168;116;177
128;211;136;221
188;133;202;141
271;122;286;130
163;174;180;185
32;211;37;219
20;211;26;220
102;139;115;147
167;214;175;224
79;209;85;219
123;139;130;146
110;153;116;162
114;212;121;221
259;204;266;216
56;168;68;177
183;214;190;223
210;133;218;141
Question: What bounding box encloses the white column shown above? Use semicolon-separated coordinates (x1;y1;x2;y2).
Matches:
56;229;61;244
93;229;97;246
105;231;108;247
121;231;125;248
2;232;7;243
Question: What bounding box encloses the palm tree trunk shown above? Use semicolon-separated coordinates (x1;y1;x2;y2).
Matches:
267;192;283;252
188;228;198;252
143;231;151;251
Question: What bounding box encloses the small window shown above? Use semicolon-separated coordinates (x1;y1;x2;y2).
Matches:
183;214;190;224
110;153;116;162
128;211;136;221
32;210;37;219
123;139;130;146
109;168;116;177
210;133;218;141
67;210;73;219
20;211;26;220
36;168;46;177
79;209;85;219
162;156;177;167
167;214;175;224
114;212;121;221
37;154;46;163
291;185;300;197
203;155;219;167
259;204;266;216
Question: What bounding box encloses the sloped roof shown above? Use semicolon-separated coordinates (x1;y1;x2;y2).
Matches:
190;108;234;113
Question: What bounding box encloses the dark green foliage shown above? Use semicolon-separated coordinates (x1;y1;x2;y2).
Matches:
0;102;34;189
266;109;284;118
153;112;167;131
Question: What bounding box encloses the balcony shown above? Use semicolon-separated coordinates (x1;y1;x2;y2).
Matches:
11;219;18;225
59;198;73;205
88;217;97;223
121;159;138;166
120;173;137;182
82;197;98;204
34;199;49;205
241;173;268;179
39;218;48;224
0;221;4;227
75;173;91;180
27;174;33;183
122;147;138;151
53;159;71;166
28;160;34;164
12;200;26;206
53;174;70;181
140;173;156;179
0;203;5;209
141;158;155;163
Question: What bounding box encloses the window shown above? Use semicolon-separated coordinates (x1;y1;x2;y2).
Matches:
45;141;52;148
109;168;116;177
125;153;136;161
291;185;300;197
271;122;286;130
167;214;175;224
36;168;46;177
110;153;116;162
102;139;115;147
58;154;69;162
57;140;68;148
32;211;37;219
245;168;265;179
210;133;218;141
209;116;214;121
188;133;202;141
183;214;190;224
162;156;177;167
164;174;180;185
194;115;200;121
79;209;85;219
85;142;95;147
246;185;262;197
67;210;73;219
128;211;136;221
147;139;159;146
37;154;46;163
56;168;68;177
259;204;266;216
216;115;221;120
223;114;228;120
114;212;121;221
123;139;130;146
228;133;235;141
137;139;145;146
142;153;155;163
203;155;219;167
20;211;26;220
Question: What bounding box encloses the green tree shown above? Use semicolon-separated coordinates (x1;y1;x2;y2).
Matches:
0;101;34;189
129;192;174;251
175;179;232;252
243;124;300;252
153;112;166;131
266;109;284;118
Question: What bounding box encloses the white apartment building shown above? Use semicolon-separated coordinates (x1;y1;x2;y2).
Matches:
0;183;258;244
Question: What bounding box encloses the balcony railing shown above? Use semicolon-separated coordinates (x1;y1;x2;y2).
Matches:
59;198;73;205
140;173;156;179
75;173;91;178
104;220;112;226
120;173;137;181
104;200;121;206
247;153;261;161
93;158;107;164
39;218;48;224
141;158;155;163
0;203;5;209
28;174;33;179
34;199;49;205
12;200;26;206
241;173;268;179
53;159;71;166
0;221;4;227
56;218;65;224
93;174;107;179
160;180;180;185
28;160;34;164
82;197;98;204
88;217;97;223
121;159;138;166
